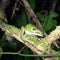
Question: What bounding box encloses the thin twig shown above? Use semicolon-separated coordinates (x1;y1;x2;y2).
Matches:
52;0;57;10
18;46;26;53
11;0;21;20
11;0;18;19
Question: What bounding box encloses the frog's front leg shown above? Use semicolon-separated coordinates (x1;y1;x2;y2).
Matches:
20;26;26;41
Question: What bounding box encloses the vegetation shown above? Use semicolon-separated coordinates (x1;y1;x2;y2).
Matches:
0;0;60;60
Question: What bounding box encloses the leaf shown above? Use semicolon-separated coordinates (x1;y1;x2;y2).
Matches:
43;16;57;31
36;12;44;22
49;10;58;18
29;0;36;10
0;47;3;58
36;11;57;31
42;10;58;31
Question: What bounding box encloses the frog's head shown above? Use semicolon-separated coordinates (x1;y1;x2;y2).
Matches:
25;24;43;37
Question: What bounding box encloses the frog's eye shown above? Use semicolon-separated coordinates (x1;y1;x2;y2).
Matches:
33;28;36;30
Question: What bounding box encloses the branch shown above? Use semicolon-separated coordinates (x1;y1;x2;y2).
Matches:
0;20;60;55
45;26;60;44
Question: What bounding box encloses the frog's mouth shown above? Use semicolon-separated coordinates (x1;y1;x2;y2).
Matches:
25;31;42;40
25;31;43;37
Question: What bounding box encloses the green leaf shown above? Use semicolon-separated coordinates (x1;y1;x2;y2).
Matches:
0;47;3;58
43;19;53;31
36;12;44;22
43;16;57;31
29;0;36;10
36;11;57;31
42;10;58;31
49;10;58;18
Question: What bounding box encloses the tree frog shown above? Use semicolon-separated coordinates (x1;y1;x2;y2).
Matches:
21;24;43;37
